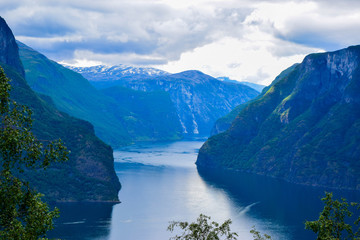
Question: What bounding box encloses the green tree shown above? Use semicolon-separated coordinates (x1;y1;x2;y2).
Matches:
0;67;69;240
168;214;238;240
305;192;360;240
250;226;272;240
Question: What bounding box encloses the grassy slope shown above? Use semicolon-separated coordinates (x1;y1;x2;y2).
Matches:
211;64;299;136
18;42;182;147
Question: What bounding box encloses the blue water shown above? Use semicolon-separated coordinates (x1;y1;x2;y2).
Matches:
49;141;360;240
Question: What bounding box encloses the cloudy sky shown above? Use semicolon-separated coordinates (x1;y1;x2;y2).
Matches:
1;0;360;85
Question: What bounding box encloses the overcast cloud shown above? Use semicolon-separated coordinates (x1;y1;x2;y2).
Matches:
1;0;360;84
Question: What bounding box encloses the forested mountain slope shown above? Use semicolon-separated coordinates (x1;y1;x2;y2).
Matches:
18;42;182;146
197;46;360;190
0;16;120;202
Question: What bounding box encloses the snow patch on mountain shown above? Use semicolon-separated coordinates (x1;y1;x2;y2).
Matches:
66;64;170;82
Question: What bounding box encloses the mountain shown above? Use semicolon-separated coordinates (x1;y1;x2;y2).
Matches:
239;81;266;92
211;64;299;135
217;77;266;92
18;42;182;146
73;67;260;136
0;18;24;76
68;64;169;89
0;16;120;202
100;86;182;141
197;46;360;190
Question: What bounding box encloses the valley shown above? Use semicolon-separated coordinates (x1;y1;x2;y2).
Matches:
0;1;359;238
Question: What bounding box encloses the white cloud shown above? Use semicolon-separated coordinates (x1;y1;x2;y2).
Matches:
155;4;325;85
156;35;321;85
246;1;360;50
65;49;167;66
2;0;360;85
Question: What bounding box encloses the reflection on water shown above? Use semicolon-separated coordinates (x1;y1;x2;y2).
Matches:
108;141;264;240
48;141;360;240
113;141;202;168
197;167;360;240
48;203;115;240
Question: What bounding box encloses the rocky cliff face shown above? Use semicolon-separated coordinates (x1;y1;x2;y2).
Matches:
211;64;299;136
123;70;259;136
77;69;259;136
0;17;120;202
197;46;360;190
0;17;24;76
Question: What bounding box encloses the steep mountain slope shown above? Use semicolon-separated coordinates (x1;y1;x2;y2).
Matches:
18;42;182;146
0;16;120;202
68;64;169;89
101;86;182;141
211;64;298;135
0;18;24;76
73;67;260;136
121;70;260;136
197;46;360;190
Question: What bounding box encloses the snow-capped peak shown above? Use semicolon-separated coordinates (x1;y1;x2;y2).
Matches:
66;64;169;82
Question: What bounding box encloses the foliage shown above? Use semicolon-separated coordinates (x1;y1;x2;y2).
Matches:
0;67;69;239
167;214;238;240
305;192;360;240
250;226;272;240
0;60;120;202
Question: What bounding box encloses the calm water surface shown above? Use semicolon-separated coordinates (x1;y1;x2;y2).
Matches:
49;141;360;240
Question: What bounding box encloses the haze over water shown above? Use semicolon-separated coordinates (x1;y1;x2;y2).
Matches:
50;141;360;240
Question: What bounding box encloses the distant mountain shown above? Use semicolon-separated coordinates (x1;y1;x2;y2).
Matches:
89;69;260;136
68;64;169;89
100;86;182;141
212;64;298;135
0;16;120;202
217;77;266;92
18;42;182;147
240;81;266;92
197;46;360;190
216;77;240;85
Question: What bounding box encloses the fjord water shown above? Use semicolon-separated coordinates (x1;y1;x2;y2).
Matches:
49;141;360;240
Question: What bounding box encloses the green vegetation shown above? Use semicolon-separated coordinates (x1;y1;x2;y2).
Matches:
170;193;360;240
101;86;183;141
0;17;120;203
250;227;272;240
168;214;238;240
211;64;299;136
0;61;120;202
0;67;68;239
167;214;272;240
305;192;360;240
18;42;182;147
198;46;360;190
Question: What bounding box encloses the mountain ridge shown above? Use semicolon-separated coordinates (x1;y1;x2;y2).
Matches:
67;64;169;89
18;42;182;147
72;66;260;136
197;45;360;190
217;77;265;92
211;64;299;136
